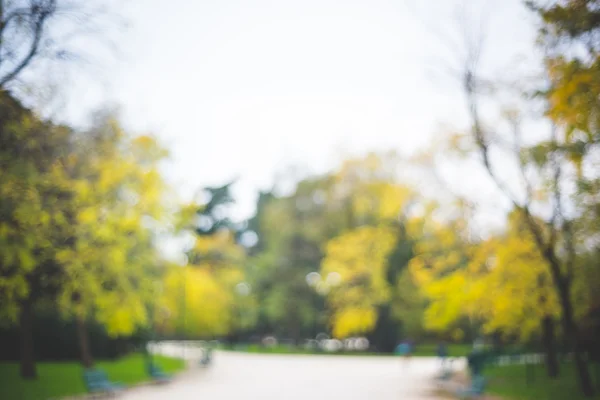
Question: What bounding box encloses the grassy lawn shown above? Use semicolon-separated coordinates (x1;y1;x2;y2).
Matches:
225;343;471;357
411;343;471;357
0;353;185;400
485;362;600;400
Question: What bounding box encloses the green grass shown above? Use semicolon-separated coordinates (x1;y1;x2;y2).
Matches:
410;343;471;357
224;343;471;357
485;362;600;400
0;353;185;400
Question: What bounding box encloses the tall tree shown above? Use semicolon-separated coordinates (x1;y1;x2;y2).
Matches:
0;93;73;378
410;209;563;375
56;117;168;368
421;2;599;393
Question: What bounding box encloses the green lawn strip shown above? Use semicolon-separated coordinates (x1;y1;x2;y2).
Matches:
0;353;185;400
222;343;470;357
410;344;471;357
485;362;600;400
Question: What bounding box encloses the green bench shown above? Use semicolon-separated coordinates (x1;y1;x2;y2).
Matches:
147;363;172;382
83;369;123;395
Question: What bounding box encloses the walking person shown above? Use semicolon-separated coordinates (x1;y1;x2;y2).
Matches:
437;341;449;372
395;340;412;368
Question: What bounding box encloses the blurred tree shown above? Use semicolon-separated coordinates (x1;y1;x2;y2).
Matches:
410;209;563;375
374;226;422;351
408;210;480;342
55;116;168;368
159;261;238;338
322;226;396;338
424;2;600;393
322;153;418;346
245;153;425;348
248;178;331;342
195;181;238;237
0;93;73;378
162;182;257;341
532;0;600;155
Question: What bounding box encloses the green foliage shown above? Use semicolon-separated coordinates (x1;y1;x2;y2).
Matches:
54;118;168;337
533;0;600;159
158;182;258;340
195;181;238;236
0;307;140;361
0;94;74;323
0;94;177;377
244;152;424;346
246;177;336;339
534;0;600;43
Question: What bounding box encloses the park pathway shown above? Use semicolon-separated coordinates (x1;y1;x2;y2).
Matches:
121;344;454;400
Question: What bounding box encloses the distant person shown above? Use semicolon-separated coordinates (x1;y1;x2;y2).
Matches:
437;341;449;370
395;341;412;367
467;340;486;377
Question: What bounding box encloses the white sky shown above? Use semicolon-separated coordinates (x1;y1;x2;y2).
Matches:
59;0;538;222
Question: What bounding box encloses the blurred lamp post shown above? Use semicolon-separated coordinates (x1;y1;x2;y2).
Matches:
235;282;251;343
146;281;164;369
178;253;189;360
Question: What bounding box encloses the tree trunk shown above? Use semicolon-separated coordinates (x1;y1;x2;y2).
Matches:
555;276;595;397
370;305;399;353
291;313;301;346
542;315;559;378
76;316;94;368
19;301;37;379
527;221;596;397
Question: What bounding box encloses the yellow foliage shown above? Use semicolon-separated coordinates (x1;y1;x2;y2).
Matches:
157;219;253;337
331;152;413;224
55;124;169;335
411;211;561;340
322;225;397;338
332;308;377;338
160;267;234;336
96;292;148;337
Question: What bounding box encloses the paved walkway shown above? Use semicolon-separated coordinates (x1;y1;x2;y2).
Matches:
121;344;457;400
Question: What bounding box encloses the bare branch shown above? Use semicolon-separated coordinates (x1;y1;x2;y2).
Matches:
0;8;38;37
547;124;577;283
510;112;533;206
464;68;524;208
454;4;559;264
0;0;56;87
548;124;561;247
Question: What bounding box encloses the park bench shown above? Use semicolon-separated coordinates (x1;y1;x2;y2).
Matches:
147;363;172;383
456;374;486;399
83;368;123;396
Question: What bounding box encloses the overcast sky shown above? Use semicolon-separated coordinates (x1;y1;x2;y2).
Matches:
59;0;538;222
